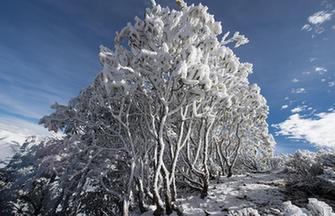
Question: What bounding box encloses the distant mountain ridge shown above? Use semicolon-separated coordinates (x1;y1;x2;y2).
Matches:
0;117;51;167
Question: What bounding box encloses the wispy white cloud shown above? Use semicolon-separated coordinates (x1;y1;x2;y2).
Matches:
314;66;327;74
309;57;317;62
291;106;306;113
301;3;335;35
308;11;332;25
302;24;313;32
291;88;306;94
281;105;289;110
274;110;335;148
292;78;299;83
0;93;50;119
328;81;335;87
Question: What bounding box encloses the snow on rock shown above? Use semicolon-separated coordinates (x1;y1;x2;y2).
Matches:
283;198;335;216
307;198;335;216
283;201;309;216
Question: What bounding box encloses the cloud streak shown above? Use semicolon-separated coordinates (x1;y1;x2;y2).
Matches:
301;1;335;35
308;11;332;25
314;66;327;75
291;106;306;113
281;105;288;110
291;88;306;94
274;111;335;148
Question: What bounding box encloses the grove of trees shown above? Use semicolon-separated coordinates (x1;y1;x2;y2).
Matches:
0;1;275;215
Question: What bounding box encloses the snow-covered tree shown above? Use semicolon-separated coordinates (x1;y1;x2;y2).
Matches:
40;76;144;215
1;1;274;215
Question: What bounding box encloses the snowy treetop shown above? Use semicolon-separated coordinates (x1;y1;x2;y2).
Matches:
99;1;254;107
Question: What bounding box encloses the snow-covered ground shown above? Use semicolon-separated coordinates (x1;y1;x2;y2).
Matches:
140;171;335;216
177;172;286;215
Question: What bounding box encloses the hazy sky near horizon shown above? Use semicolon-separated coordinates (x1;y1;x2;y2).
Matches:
0;0;334;154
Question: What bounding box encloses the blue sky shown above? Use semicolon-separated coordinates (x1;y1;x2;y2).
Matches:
0;0;334;154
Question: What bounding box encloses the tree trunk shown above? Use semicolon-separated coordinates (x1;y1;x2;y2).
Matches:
122;198;129;216
153;106;169;216
171;177;177;202
200;119;214;199
153;201;165;216
227;166;233;178
162;166;173;215
227;121;242;178
216;144;225;176
136;178;148;213
201;172;209;199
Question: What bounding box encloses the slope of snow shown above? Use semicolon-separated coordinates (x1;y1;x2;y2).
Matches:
0;117;51;167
